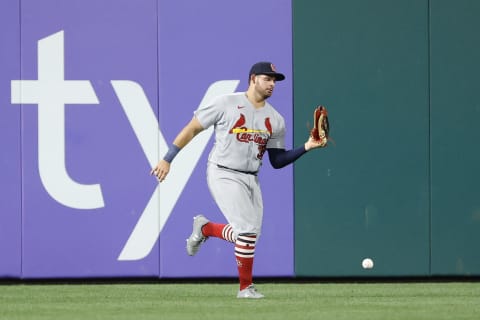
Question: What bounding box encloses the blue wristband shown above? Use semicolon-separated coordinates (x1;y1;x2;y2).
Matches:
163;144;181;163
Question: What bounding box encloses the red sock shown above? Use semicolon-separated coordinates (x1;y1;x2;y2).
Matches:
235;234;257;290
201;222;235;242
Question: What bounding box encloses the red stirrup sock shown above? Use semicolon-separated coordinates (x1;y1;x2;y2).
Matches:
201;222;235;243
235;234;257;290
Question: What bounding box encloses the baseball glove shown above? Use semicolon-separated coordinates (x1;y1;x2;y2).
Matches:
310;105;329;145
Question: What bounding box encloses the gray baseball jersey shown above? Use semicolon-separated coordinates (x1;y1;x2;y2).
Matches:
195;92;286;236
194;92;286;173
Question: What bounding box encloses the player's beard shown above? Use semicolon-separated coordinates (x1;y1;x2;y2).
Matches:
263;88;273;99
256;85;273;100
252;77;274;100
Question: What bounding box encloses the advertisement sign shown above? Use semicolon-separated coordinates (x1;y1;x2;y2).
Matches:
0;0;22;278
3;0;292;279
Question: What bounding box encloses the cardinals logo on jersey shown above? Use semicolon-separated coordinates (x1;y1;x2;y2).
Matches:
229;113;246;134
229;114;272;159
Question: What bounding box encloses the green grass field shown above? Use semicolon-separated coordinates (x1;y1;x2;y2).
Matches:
1;281;479;320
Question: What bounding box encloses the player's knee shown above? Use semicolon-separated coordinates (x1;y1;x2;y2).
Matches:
235;233;258;256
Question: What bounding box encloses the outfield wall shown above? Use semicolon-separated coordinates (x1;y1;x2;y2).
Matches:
0;0;294;279
293;0;480;277
0;0;479;279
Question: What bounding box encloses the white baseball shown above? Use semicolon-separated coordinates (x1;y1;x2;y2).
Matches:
362;258;374;269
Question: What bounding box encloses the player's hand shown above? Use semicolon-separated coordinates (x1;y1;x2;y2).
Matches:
150;160;170;182
305;135;327;151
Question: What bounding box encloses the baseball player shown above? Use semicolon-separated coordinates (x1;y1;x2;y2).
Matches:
151;62;327;299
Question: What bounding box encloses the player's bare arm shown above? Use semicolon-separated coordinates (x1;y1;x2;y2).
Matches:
150;117;204;182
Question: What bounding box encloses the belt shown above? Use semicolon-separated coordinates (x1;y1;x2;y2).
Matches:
217;164;258;176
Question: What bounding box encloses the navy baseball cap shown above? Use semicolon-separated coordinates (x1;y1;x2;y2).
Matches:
249;62;286;81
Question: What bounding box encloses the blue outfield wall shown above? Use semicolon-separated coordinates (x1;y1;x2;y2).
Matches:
0;0;293;279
